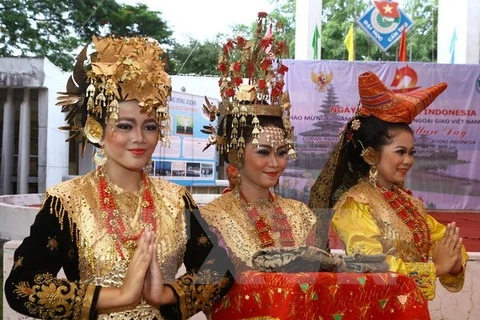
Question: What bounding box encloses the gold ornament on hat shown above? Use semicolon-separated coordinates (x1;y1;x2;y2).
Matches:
56;35;172;155
202;12;296;160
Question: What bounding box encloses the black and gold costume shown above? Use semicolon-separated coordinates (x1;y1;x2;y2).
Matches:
5;170;234;319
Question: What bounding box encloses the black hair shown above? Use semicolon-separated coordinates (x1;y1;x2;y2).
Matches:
346;115;413;177
217;115;285;163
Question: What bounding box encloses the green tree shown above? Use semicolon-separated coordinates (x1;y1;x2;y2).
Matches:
0;0;173;71
168;38;221;75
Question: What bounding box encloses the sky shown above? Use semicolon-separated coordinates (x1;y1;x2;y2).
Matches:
116;0;275;44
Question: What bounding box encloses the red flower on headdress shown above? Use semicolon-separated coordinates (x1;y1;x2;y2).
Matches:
233;77;243;86
278;64;289;75
260;38;273;49
274;81;284;91
271;87;281;97
225;88;235;97
258;79;267;89
236;36;246;47
232;62;241;72
222;41;234;53
275;41;288;55
258;12;268;18
218;62;228;73
346;131;353;141
262;59;272;71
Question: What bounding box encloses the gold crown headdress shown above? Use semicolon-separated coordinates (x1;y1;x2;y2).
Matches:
56;35;172;154
203;12;296;160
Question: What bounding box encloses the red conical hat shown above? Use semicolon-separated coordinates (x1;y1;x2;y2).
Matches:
357;71;447;124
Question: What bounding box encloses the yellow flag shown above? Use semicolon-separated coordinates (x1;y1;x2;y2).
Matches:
344;24;355;61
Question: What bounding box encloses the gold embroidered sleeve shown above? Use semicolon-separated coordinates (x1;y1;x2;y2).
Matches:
403;262;437;300
169;269;232;319
4;195;100;319
12;273;96;319
165;205;234;319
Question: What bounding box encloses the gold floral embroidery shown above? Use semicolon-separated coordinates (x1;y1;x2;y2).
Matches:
172;271;232;318
47;237;59;250
14;273;78;319
13;256;23;269
13;281;33;297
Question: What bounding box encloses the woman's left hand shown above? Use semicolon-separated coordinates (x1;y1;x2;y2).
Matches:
142;241;165;307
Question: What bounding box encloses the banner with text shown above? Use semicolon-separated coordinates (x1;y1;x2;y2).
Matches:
281;60;480;210
151;91;217;186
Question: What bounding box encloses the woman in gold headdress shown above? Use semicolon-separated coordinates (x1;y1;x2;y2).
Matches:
200;12;316;274
310;71;468;301
4;36;233;319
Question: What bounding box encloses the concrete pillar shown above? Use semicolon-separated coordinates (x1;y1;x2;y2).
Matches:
37;88;48;193
17;88;31;194
438;0;480;64
1;88;15;195
294;0;323;60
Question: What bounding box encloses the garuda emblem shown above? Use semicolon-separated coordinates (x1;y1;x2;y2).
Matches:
311;70;333;92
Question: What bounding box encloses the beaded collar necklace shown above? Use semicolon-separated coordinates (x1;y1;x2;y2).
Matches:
378;185;431;262
239;191;295;248
98;167;156;260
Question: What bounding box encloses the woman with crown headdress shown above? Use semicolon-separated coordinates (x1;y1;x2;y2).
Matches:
199;13;345;319
200;11;317;272
4;36;233;319
310;71;468;302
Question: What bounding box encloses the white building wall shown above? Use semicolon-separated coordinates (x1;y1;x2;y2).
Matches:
42;59;70;189
294;0;323;60
438;0;480;64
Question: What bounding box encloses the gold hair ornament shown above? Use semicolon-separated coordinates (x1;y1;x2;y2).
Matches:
56;35;172;155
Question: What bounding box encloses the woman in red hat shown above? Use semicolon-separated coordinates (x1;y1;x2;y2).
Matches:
310;71;468;301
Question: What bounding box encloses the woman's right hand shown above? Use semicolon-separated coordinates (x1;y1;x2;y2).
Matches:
432;222;463;277
97;229;155;310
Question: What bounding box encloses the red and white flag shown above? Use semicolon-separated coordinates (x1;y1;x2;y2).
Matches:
398;28;407;62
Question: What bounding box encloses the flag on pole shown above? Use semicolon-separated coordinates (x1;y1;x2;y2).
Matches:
312;24;320;60
449;28;457;64
398;28;407;62
344;24;354;61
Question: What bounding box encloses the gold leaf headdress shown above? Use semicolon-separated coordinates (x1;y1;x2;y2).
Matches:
204;12;296;160
56;35;172;154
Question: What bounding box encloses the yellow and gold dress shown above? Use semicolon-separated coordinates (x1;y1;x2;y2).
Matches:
5;169;233;319
332;180;468;300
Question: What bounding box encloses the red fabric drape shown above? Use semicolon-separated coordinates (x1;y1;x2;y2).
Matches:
212;271;430;320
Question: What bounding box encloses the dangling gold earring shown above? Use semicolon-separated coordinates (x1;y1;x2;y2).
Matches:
237;173;241;187
94;147;107;166
369;165;378;185
144;159;153;174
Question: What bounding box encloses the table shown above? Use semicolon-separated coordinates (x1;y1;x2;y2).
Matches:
212;271;430;320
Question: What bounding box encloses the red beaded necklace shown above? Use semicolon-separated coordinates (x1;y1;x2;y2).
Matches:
379;186;431;262
239;191;295;248
98;167;156;260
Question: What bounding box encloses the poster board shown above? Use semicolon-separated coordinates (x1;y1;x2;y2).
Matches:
151;91;218;186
